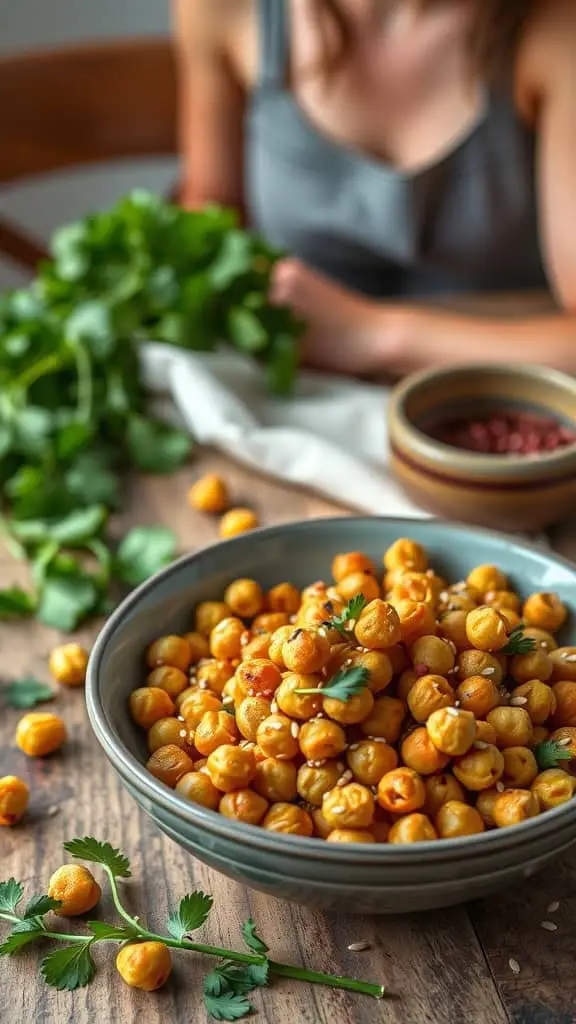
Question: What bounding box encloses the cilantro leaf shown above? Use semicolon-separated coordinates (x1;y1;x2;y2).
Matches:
37;565;100;631
296;665;370;703
0;921;44;956
0;879;24;915
87;922;139;941
126;416;193;474
241;918;269;955
115;526;177;587
63;837;131;878
10;505;107;547
40;942;95;991
204;961;269;998
0;586;36;620
64;454;120;509
23;895;62;919
535;740;573;771
204;991;252;1022
4;677;54;709
329;595;368;637
168;892;213;939
501;625;537;657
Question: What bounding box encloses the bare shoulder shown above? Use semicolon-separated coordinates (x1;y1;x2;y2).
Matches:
174;0;255;51
517;0;576;99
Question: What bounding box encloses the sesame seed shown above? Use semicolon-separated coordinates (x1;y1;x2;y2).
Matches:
547;901;560;914
337;771;353;787
331;806;346;815
198;680;209;690
481;668;496;676
446;707;460;718
474;741;488;750
289;615;297;623
510;696;528;706
373;737;388;744
268;722;284;731
290;722;300;738
564;654;576;663
315;759;327;767
347;941;371;952
496;782;505;793
348;743;360;751
199;767;210;775
454;700;461;707
179;729;188;739
508;959;521;975
270;701;279;713
47;805;60;817
540;921;558;932
557;738;572;747
247;688;256;697
439;591;450;602
541;641;550;649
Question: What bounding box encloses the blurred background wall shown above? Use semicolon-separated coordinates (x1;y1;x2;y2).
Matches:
0;0;176;289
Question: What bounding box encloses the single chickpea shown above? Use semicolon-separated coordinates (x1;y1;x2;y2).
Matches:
146;635;191;672
531;769;576;811
296;599;343;640
523;627;558;653
116;942;172;991
253;612;290;635
299;719;348;761
206;744;256;792
475;721;498;745
236;696;272;741
196;659;235;695
130;688;176;729
523;592;567;632
353;599;401;650
336;571;380;606
182;631;210;663
499;608;522;632
224;578;264;619
493;789;540;828
49;643;89;686
502;746;539;788
0;776;29;826
147;666;188;700
262;803;313;836
435;801;485;838
423;773;465;819
456;649;504;686
401;728;450;775
188;473;229;514
312;807;333;839
427;707;477;757
407;675;455;723
388;813;437;844
257;714;300;760
219;788;269;825
282;628;330;674
322;782;375;829
409;635;456;678
384;538;428;573
361;696;406;743
15;712;66;757
388;576;435;608
327;829;376;843
176;684;200;709
348;649;393;693
195;601;231;637
393;600;437;644
396;670;419;702
175;771;221;809
510;681;557;725
346;739;398;786
180;689;222;728
453;745;505;791
551;682;576;728
301;581;328;603
268;626;295;668
486;707;534;749
475;788;501;828
465;606;509;652
241;633;272;661
550;647;576;682
194;710;239;756
323;687;374;726
297;761;345;806
235;659;282;699
438;592;478;613
219;507;259;539
438;610;470;651
456;676;500;719
209;617;245;660
276;673;323;720
467;565;508;595
484;590;521;613
387;644;409;675
147;717;193;754
509;650;553;685
377;767;426;815
48;864;101;916
332;551;376;582
264;582;300;617
253;757;298;802
549;727;576;759
146;744;195;787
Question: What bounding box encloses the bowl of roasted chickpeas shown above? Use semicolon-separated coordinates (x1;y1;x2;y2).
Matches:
87;517;576;913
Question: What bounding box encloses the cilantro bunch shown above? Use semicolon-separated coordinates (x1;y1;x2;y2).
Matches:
0;192;302;630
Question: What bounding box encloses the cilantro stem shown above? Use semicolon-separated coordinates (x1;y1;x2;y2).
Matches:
268;961;385;998
74;342;93;425
13;353;64;392
0;910;87;945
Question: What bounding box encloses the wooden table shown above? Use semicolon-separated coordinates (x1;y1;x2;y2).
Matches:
2;451;576;1024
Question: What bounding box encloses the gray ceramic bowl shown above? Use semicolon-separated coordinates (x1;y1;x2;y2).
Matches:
87;517;576;914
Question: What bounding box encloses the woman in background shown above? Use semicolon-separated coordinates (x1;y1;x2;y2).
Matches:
175;0;576;376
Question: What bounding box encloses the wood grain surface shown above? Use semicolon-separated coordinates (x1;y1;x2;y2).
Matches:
1;452;575;1024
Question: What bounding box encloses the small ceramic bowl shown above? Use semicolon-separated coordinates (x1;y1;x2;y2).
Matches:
86;517;576;915
388;364;576;531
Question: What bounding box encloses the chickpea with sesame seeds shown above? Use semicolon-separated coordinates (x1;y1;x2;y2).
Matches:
253;758;298;803
297;761;345;806
393;599;437;644
196;659;235;695
336;572;380;605
235;658;282;700
384;538;428;573
282;628;330;674
147;717;194;754
206;744;256;792
549;727;576;758
438;609;470;651
219;789;269;825
456;676;501;719
236;696;272;741
194;710;239;756
465;606;509;652
146;665;189;700
456;649;504;686
219;507;259;539
401;728;450;775
346;739;398;786
486;706;534;749
268;625;295;667
147;635;192;672
409;635;456;678
276;673;323;719
322;782;375;829
453;745;505;791
484;590;521;613
257;714;300;760
299;719;348;761
347;649;394;692
361;695;406;743
180;689;222;728
467;565;508;596
323;687;374;726
510;681;557;725
407;675;455;723
523;592;567;632
427;708;477;757
509;649;553;685
353;599;401;650
550;647;576;682
146;744;195;787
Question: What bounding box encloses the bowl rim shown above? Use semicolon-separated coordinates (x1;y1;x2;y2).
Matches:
87;515;576;861
389;363;576;476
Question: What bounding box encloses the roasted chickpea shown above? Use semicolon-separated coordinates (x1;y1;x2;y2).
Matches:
196;659;235;695
509;650;553;685
396;670;419;702
401;727;450;775
194;710;238;755
262;582;299;617
550;647;576;682
407;675;454;723
49;643;89;686
276;673;323;719
195;601;231;637
236;696;272;741
453;745;505;791
299;719;347;761
130;687;176;729
388;813;437;843
393;599;437;644
301;580;327;603
423;773;465;818
475;720;498;745
312;807;333;838
388;575;435;608
332;552;376;582
210;617;245;660
377;767;426;814
531;769;576;811
322;782;375;829
361;695;405;742
182;631;210;663
427;707;476;757
206;744;256;792
465;606;508;652
262;803;313;835
188;473;229;514
438;590;477;614
0;776;29;826
116;942;172;991
456;676;500;718
235;659;282;699
549;727;576;759
456;649;504;686
147;665;188;700
499;608;522;631
486;707;534;749
409;635;456;677
348;649;394;693
146;744;195;787
257;714;300;760
438;610;470;651
48;865;101;916
224;578;264;619
176;684;201;709
253;757;298;802
219;788;269;825
475;788;500;828
523;627;558;653
282;628;330;674
484;590;521;613
435;801;485;838
323;687;374;726
346;738;398;785
268;626;295;667
336;572;380;605
493;789;540;828
180;689;222;728
296;598;345;641
297;761;344;806
241;633;272;661
502;746;538;788
523;592;567;632
146;635;191;672
467;565;508;595
253;612;290;634
15;712;67;757
327;829;376;843
551;682;576;728
147;717;193;754
353;599;401;650
175;771;221;809
219;507;259;538
387;644;409;675
510;681;557;725
384;538;428;573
